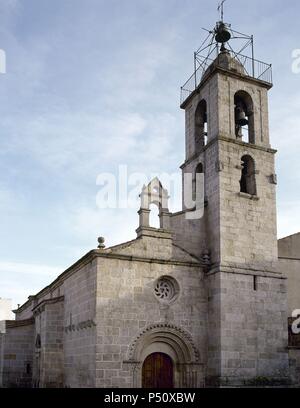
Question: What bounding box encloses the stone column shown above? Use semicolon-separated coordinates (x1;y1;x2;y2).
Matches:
138;208;150;228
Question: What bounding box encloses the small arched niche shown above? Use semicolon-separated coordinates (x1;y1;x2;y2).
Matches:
234;91;255;144
240;155;257;196
194;99;207;153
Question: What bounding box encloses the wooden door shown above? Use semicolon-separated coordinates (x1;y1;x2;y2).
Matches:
142;352;173;388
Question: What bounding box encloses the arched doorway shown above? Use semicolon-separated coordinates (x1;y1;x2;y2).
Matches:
142;352;173;388
127;323;203;388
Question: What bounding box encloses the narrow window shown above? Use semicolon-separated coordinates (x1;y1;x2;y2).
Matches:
35;334;41;349
195;100;207;153
253;276;258;291
193;163;204;203
26;363;32;375
204;121;208;145
240;155;257;196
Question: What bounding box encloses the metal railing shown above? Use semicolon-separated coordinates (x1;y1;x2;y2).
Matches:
180;52;272;105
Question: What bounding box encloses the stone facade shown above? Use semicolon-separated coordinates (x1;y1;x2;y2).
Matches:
278;234;300;386
0;231;207;388
0;39;300;389
0;319;34;388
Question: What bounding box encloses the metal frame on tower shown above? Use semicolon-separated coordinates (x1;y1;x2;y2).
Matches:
181;15;272;105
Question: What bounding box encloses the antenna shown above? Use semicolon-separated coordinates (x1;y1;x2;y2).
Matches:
218;0;227;22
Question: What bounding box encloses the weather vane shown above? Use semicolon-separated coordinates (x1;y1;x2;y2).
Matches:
218;0;226;22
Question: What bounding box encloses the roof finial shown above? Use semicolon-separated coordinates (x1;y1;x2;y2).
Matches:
218;0;226;22
97;236;106;249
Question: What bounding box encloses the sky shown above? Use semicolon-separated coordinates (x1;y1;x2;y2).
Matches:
0;0;300;309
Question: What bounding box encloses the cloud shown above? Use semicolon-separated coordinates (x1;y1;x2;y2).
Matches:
0;261;62;308
1;0;300;311
0;189;14;209
100;33;179;109
271;94;300;154
277;200;300;239
1;109;180;181
0;261;61;276
0;0;21;26
1;111;146;175
66;205;137;248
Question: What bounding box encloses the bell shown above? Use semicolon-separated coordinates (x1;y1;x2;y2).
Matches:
236;107;249;127
215;22;231;43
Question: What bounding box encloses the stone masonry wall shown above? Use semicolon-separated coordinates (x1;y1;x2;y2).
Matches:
278;234;300;316
12;255;98;388
219;138;278;266
289;348;300;386
279;258;300;317
34;299;64;388
207;271;289;386
95;240;206;388
206;272;221;382
0;321;34;387
62;259;97;388
170;212;204;259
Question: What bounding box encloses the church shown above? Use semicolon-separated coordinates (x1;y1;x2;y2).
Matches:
0;17;300;388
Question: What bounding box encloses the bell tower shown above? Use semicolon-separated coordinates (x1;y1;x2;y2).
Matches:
179;17;290;386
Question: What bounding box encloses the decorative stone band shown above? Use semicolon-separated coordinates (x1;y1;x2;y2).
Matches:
5;317;35;328
64;319;96;333
180;134;277;170
207;262;286;278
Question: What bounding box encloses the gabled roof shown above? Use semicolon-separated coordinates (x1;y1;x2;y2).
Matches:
106;235;201;264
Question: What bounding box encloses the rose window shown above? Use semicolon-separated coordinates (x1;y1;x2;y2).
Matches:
154;276;179;303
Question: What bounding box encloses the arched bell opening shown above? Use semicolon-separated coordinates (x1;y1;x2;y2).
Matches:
234;91;255;144
149;203;160;229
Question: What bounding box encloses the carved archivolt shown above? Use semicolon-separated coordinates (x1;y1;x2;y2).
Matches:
128;323;200;363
